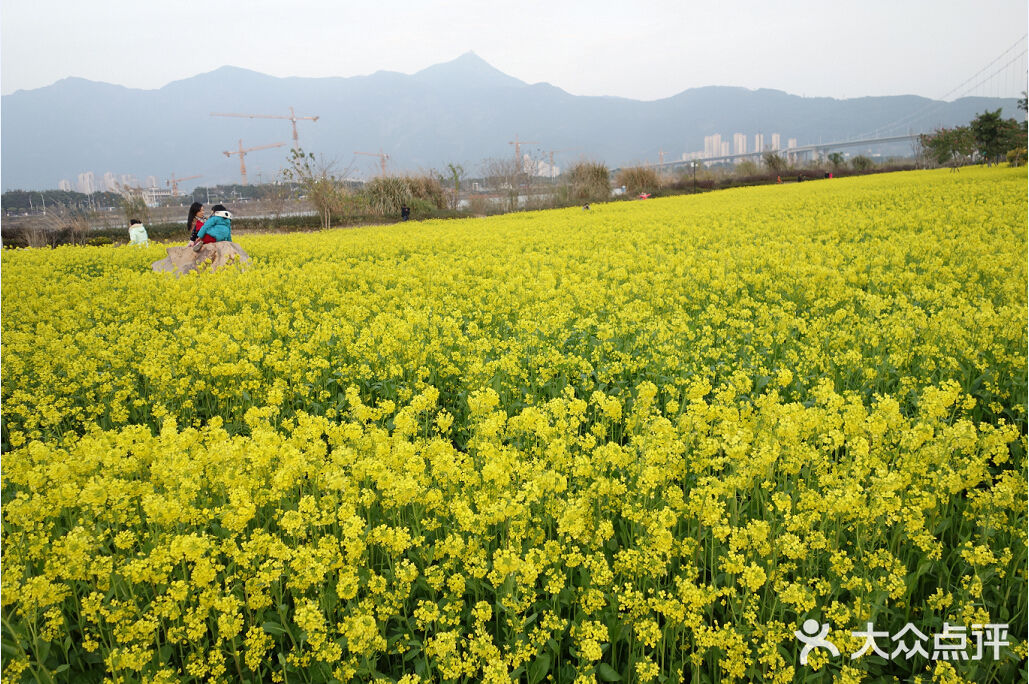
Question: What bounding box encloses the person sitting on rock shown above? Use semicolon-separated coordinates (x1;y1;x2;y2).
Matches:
128;219;149;246
194;204;233;246
187;202;206;246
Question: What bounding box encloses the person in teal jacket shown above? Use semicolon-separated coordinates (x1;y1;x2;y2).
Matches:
195;204;232;243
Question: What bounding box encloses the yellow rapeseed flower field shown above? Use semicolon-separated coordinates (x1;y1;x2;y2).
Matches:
2;166;1026;683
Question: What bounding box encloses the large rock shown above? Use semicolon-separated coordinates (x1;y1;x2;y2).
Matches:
152;242;250;276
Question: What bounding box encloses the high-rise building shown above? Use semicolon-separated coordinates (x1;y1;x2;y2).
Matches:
58;180;72;191
720;141;730;157
733;133;747;155
77;171;96;194
771;133;782;150
103;172;119;192
704;133;723;158
120;174;137;188
787;138;798;149
753;134;764;152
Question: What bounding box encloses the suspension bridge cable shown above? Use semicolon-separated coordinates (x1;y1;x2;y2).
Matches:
849;36;1028;140
934;34;1027;101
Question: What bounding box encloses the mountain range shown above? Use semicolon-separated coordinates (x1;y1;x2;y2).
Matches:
1;52;1021;191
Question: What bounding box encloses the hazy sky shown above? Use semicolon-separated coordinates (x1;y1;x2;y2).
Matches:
2;0;1027;101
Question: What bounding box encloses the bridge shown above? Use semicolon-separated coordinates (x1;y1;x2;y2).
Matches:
643;134;922;172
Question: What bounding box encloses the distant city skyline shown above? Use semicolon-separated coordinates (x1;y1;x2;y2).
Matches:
2;1;1026;102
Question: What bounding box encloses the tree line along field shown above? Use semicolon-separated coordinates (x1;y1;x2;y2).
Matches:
1;166;1026;683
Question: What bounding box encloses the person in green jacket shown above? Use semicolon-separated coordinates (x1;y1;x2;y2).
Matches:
128;219;149;246
194;204;233;244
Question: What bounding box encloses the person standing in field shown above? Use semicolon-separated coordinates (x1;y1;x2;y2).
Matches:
186;202;206;246
128;219;149;246
193;204;233;249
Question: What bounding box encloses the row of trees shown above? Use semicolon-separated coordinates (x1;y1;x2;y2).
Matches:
281;149;454;230
918;103;1027;168
285;145;922;229
282;150;623;228
1;189;124;214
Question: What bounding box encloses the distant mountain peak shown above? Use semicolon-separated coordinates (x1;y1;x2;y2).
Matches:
163;65;277;90
413;51;525;89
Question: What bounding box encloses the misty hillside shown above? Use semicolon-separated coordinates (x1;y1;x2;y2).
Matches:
1;52;1021;191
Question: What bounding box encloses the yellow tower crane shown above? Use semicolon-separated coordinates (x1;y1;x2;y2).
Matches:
166;173;202;196
355;150;390;177
508;134;540;160
223;140;286;185
211;107;319;149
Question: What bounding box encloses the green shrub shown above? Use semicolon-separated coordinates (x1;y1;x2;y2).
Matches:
850;155;875;172
363;177;411;216
406;175;447;210
615;166;660;196
566;161;610;203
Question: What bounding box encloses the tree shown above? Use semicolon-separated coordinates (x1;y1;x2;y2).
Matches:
444;163;466;210
566;161;610;203
364;176;411;216
969;109;1023;165
918;127;974;167
850;155;875;172
281;148;349;230
735;159;760;177
827;152;845;173
120;193;150;227
481;157;524;212
615;166;660;196
762;151;787;174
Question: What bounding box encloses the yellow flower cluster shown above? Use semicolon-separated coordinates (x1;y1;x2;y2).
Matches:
1;166;1026;682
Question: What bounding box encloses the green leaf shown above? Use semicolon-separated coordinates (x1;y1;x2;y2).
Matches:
263;621;287;636
55;664;70;674
596;663;622;682
528;653;551;684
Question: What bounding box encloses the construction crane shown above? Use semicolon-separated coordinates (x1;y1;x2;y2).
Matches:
547;148;579;178
166;173;202;196
354;150;390;177
211;107;319;149
115;181;146;196
509;134;540;160
223;140;286;185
